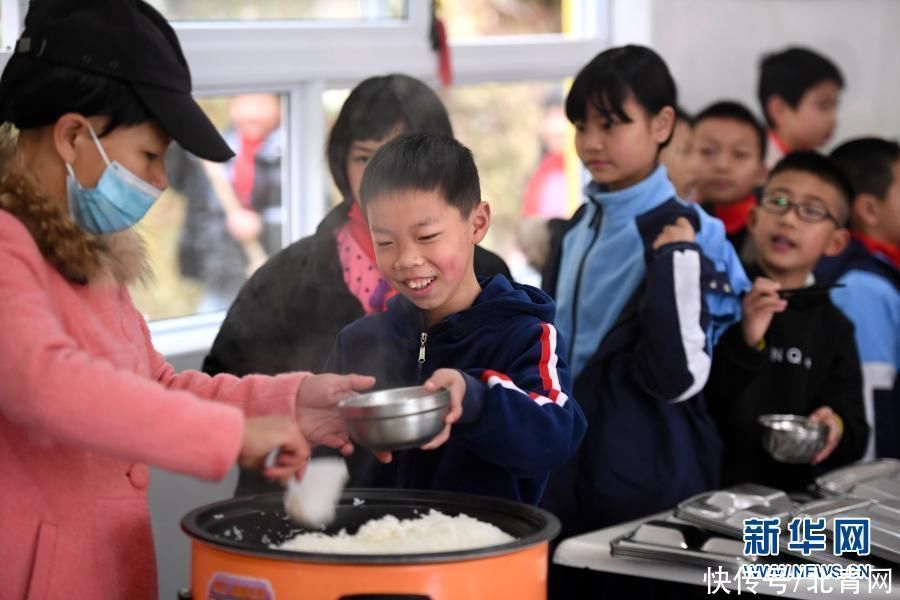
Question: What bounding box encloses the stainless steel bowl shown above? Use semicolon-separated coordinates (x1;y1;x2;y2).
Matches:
339;386;451;452
758;414;828;464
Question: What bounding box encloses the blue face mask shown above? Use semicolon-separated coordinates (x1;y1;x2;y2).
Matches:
66;124;164;235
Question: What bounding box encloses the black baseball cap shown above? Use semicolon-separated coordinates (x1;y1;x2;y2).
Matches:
6;0;233;161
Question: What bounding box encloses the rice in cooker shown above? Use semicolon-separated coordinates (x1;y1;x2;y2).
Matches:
275;509;514;554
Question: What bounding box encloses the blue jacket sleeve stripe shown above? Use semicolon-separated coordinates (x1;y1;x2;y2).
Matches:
481;370;565;407
672;248;712;402
539;323;569;405
480;323;570;407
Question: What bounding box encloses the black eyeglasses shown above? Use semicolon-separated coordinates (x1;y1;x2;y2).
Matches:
759;195;841;226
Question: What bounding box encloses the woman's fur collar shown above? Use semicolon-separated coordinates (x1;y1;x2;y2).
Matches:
0;145;148;285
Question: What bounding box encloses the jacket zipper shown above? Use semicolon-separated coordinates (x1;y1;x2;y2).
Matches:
416;331;428;382
570;206;603;341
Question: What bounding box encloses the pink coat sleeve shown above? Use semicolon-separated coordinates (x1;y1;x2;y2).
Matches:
138;315;307;418
0;214;280;481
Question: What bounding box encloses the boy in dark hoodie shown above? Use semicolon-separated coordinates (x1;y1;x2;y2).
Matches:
325;133;587;505
706;152;868;492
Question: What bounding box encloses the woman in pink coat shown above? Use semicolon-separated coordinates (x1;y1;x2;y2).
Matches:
0;1;375;598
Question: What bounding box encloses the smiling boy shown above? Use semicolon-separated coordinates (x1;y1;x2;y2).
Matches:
325;133;586;504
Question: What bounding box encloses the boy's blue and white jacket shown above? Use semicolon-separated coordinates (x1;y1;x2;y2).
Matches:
325;275;587;505
541;165;749;535
817;239;900;459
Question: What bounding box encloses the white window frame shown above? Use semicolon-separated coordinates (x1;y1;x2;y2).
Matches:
0;0;610;359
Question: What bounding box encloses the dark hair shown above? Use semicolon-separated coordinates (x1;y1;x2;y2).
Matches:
0;54;152;137
359;133;480;217
757;47;844;127
693;100;767;160
767;151;853;224
565;45;677;148
830;137;900;201
327;74;453;205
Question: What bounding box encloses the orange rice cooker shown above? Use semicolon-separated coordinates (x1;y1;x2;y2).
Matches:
180;489;560;600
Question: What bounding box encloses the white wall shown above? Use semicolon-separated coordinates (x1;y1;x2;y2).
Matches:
646;0;900;145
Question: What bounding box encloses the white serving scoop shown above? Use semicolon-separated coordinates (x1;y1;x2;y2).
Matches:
266;451;349;528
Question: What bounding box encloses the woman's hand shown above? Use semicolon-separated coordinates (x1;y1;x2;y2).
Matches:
240;416;309;484
295;373;390;463
420;369;466;450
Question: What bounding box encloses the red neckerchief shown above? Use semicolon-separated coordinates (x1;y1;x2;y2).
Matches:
232;134;263;209
768;130;790;156
853;231;900;269
715;194;757;235
346;202;377;265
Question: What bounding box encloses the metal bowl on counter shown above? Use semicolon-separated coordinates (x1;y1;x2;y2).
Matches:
339;386;450;452
759;414;828;464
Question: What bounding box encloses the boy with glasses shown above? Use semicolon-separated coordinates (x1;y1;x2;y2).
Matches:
705;152;868;492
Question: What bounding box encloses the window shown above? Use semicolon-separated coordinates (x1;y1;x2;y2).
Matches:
130;94;288;321
145;0;406;22
443;0;564;38
0;0;607;355
442;79;578;286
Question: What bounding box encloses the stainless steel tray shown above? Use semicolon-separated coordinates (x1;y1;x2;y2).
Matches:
675;484;857;566
611;517;755;570
816;459;900;501
797;497;900;565
675;483;793;538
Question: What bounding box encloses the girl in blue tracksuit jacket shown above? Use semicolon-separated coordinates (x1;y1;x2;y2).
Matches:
540;45;750;537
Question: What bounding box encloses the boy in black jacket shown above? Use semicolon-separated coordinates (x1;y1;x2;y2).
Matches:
706;152;868;492
326;133;587;504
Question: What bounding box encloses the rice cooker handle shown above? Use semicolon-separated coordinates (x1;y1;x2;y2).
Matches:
339;596;432;599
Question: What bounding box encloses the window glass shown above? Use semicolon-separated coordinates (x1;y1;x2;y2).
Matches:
442;0;564;38
146;0;405;22
323;88;352;207
130;93;286;321
442;80;575;286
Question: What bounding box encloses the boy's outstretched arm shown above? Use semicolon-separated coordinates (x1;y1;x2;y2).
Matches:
632;217;714;402
426;321;587;479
